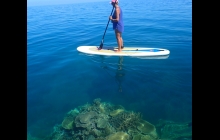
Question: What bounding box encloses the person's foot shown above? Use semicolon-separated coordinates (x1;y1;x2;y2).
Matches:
115;50;122;53
115;46;124;49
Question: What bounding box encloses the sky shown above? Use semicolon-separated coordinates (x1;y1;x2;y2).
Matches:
27;0;107;7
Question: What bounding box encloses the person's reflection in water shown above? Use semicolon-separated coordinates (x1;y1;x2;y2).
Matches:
115;56;125;92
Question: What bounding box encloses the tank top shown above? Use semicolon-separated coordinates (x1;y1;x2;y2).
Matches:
112;7;124;33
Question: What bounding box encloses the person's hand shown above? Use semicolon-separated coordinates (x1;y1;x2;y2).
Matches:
109;16;112;20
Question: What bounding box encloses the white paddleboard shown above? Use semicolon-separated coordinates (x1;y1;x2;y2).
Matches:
77;46;170;57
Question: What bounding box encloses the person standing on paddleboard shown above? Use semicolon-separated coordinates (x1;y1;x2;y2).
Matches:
109;0;124;52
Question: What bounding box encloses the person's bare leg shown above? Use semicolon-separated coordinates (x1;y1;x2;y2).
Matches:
121;36;123;48
115;30;122;52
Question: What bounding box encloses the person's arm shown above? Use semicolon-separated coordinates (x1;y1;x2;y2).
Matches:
110;7;120;22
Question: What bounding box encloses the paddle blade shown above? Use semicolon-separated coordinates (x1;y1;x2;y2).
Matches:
98;42;103;50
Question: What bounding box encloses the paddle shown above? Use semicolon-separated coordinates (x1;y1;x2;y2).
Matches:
98;6;115;50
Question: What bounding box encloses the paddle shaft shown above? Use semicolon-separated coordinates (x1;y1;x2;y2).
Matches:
99;6;115;49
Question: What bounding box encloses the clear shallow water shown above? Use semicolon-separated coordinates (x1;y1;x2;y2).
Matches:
27;0;192;138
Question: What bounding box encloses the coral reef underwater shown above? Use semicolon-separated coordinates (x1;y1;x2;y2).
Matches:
29;98;192;140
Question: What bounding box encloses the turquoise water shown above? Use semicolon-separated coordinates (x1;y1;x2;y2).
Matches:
27;0;192;138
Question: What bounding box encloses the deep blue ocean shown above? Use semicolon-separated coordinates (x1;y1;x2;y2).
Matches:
27;0;192;139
